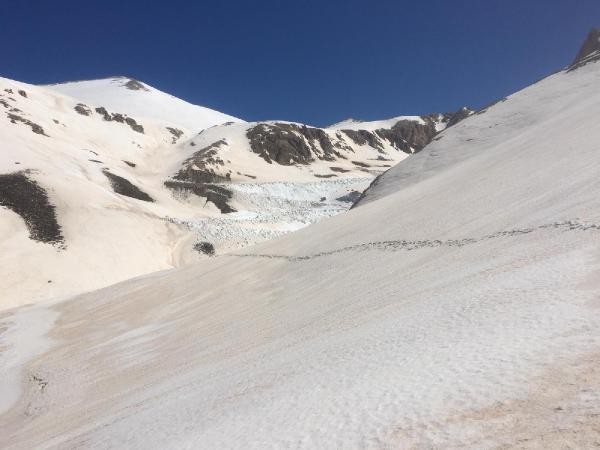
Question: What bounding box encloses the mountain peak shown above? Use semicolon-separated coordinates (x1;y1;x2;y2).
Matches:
569;28;600;71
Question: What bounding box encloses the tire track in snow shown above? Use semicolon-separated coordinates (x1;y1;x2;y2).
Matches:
230;220;600;261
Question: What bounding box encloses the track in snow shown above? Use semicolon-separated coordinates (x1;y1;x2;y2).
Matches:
231;220;600;261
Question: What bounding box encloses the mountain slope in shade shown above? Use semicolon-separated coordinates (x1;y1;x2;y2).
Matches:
1;31;600;448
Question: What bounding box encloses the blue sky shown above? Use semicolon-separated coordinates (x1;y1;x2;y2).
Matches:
2;0;599;126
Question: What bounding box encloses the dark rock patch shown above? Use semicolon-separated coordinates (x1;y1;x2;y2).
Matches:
194;241;215;256
103;170;153;202
123;160;136;167
94;106;144;133
314;174;337;178
336;190;362;203
247;123;343;165
18;90;27;98
123;79;149;91
74;103;92;116
166;127;184;144
111;113;125;123
164;180;235;214
125;117;144;134
173;140;229;184
351;161;370;168
95;106;111;120
0;171;64;246
341;129;384;150
3;89;13;94
330;166;350;173
445;107;473;127
374;119;437;154
7;113;48;136
89;159;103;164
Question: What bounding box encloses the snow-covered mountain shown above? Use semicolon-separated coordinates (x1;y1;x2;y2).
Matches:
0;76;468;309
1;30;600;448
49;77;241;131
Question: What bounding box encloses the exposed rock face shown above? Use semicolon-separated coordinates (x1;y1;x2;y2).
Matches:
173;140;230;184
341;129;385;150
374;119;437;153
0;171;64;245
166;140;236;213
166;127;184;144
90;106;145;133
246;109;471;168
6;113;48;136
123;79;149;91
164;180;235;214
445;107;473;127
74;103;91;116
569;28;600;71
102;170;154;202
125;117;144;133
247;123;343;165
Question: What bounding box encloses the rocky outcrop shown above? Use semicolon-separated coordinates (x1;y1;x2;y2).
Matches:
103;170;154;202
341;129;385;150
194;241;215;256
164;180;235;214
93;107;145;133
247;123;344;165
445;107;473;127
246;108;472;168
173;140;230;184
0;171;64;245
74;103;92;116
123;79;149;91
373;119;437;153
166;140;236;213
167;127;184;144
569;28;600;72
6;113;48;136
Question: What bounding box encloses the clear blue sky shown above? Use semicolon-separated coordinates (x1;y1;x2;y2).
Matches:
2;0;599;126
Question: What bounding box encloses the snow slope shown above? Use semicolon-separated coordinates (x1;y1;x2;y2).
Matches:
49;77;242;131
2;35;600;448
327;115;426;130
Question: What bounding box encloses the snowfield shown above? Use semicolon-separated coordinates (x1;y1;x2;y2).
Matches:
48;77;242;131
1;38;600;448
